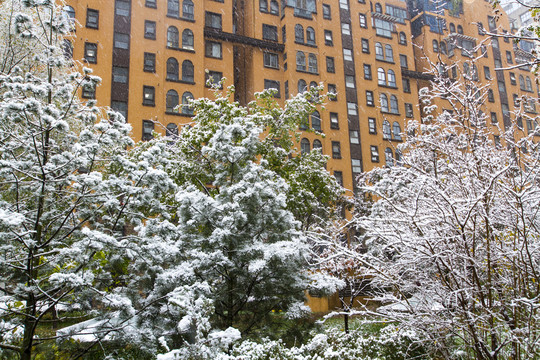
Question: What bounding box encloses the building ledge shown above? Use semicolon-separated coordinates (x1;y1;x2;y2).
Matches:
204;28;285;52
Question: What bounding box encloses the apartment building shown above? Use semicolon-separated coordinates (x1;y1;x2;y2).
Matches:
64;0;537;201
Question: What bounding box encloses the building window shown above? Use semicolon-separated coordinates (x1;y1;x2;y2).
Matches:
285;81;289;99
166;58;179;80
393;121;402;140
330;112;339;129
359;39;369;54
306;27;316;45
142;120;154;141
324;30;333;46
323;4;331;19
264;52;279;69
490;112;497;124
341;23;351;36
380;93;389;112
347;102;357;115
349;130;359;144
205;41;222;58
270;0;279;14
375;43;384;60
339;0;349;10
300;138;310;154
86;9;99;29
509;72;516;85
182;29;194;50
294;24;305;43
351;159;361;174
166;123;179;141
526;77;533;91
390;95;398;114
111;101;128;121
298;79;307;93
506;51;513;64
167;26;179;47
343;48;353;61
382;120;391;139
332;141;341;159
377;67;386;86
146;0;157;8
334;171;343;186
264;79;281;98
399;54;408;68
166;89;179;112
263;24;278;41
385;148;394;166
359;13;367;28
295;51;306;71
484;66;491;80
84;42;97;63
374;18;393;38
145;20;156;39
82;84;95;99
206;12;222;30
364;64;372;80
328;84;337;100
405;103;413;117
385;45;394;62
370;146;379;162
366;91;374;106
114;32;129;49
433;39;439;53
346;75;356;88
260;0;268;11
143;86;155;106
388;69;396;87
206;71;223;87
112;66;129;83
182;91;194;115
403;78;410;93
311;111;322;131
144;52;156;72
115;0;130;17
368;117;376;134
326;57;335;73
168;0;180;17
183;0;194;20
440;41;447;54
399;32;406;45
488;89;494;102
182;60;194;82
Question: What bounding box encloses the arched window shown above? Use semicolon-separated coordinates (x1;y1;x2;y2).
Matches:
313;139;322;150
449;23;455;33
301;138;310;154
295;24;304;43
166;58;179;81
385;44;393;62
395;149;402;164
306;27;316;45
432;39;439;53
166;90;179;112
296;51;306;71
63;5;75;20
388;70;396;87
375;3;383;13
259;0;268;11
182;60;194;82
519;75;525;90
183;0;194;20
311;111;321;132
270;0;279;14
298;79;307;93
526;77;533;91
457;25;463;34
168;0;179;17
377;68;386;86
440;41;447;54
385;147;394;166
390;95;398;113
182;91;194;115
375;42;384;60
380;94;389;112
308;54;318;73
182;29;194;50
392;121;401;140
382;120;391;139
167;26;179;48
399;32;407;45
310;81;318;89
472;64;479;81
166;123;179;140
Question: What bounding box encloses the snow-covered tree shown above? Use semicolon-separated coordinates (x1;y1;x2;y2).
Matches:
126;88;345;357
345;62;540;359
0;1;175;359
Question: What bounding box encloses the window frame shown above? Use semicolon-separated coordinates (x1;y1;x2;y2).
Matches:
86;9;99;29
